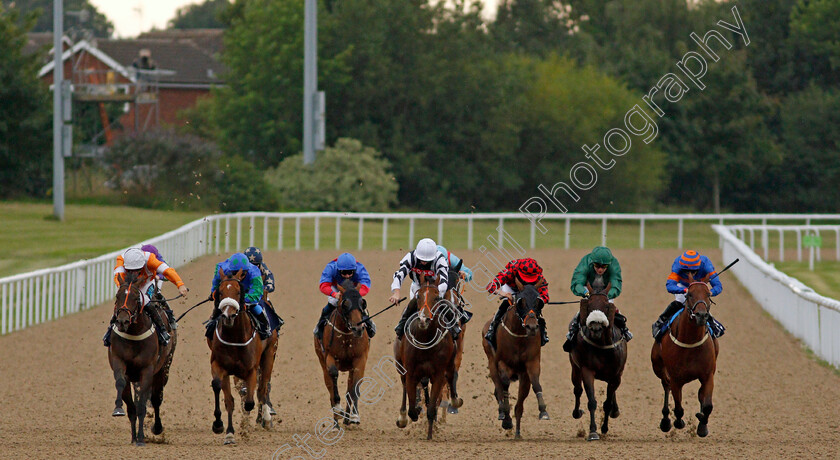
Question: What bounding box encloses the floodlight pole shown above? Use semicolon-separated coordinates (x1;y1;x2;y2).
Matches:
53;0;65;220
303;0;317;165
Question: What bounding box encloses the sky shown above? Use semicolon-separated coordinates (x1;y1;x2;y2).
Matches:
90;0;501;39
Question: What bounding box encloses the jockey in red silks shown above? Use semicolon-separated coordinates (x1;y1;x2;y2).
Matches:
314;253;375;340
484;258;550;348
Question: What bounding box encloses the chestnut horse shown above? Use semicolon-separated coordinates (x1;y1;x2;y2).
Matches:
651;274;719;437
568;282;627;441
394;275;462;439
108;272;176;446
208;268;278;445
481;280;549;439
314;279;370;425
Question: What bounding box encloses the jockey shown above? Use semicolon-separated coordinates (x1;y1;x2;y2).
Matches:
243;247;285;331
205;253;271;340
139;244;179;328
652;250;725;340
437;244;473;325
484;258;549;348
103;247;188;347
314;252;375;340
390;238;457;340
563;246;632;352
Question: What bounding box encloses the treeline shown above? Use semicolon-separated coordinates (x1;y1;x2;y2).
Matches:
2;0;839;213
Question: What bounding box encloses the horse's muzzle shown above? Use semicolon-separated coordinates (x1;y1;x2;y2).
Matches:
694;311;709;326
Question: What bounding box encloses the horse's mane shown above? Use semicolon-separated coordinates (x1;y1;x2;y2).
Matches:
122;270;141;286
339;279;363;306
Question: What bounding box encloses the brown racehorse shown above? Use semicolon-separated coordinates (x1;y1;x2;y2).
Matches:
208;268;279;445
108;272;176;446
440;268;470;415
481;280;549;439
314;279;370;425
651;273;719;437
394;275;463;440
568;282;628;441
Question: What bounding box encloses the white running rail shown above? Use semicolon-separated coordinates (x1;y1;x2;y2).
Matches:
715;224;840;368
2;212;839;336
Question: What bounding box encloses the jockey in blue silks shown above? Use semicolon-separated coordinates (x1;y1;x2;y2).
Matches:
314;253;375;340
652;250;725;340
204;253;271;340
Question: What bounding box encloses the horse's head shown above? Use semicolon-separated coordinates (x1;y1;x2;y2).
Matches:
217;268;246;328
581;282;614;340
416;274;440;330
685;273;713;327
513;278;543;337
336;279;366;337
114;272;143;332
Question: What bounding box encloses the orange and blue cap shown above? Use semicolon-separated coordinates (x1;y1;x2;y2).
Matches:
679;250;701;270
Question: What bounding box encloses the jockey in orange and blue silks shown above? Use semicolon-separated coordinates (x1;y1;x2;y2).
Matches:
204;253;271;340
313;252;375;340
652;250;725;339
103;247;188;347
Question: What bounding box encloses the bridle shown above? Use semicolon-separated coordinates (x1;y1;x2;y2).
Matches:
217;277;244;320
685;282;714;320
115;281;143;325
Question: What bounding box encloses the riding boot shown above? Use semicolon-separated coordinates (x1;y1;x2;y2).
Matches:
313;303;335;341
449;323;461;341
361;307;377;338
484;301;509;349
164;306;178;330
204;307;222;339
103;313;116;347
394;300;418;339
562;312;580;352
253;309;271;340
538;316;549;347
457;304;473;325
708;314;726;338
652;300;684;339
614;311;633;341
149;308;171;346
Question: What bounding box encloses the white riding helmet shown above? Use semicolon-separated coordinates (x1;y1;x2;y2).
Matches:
415;238;438;262
123;248;146;270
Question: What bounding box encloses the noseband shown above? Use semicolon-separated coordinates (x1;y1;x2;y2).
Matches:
685;282;714;319
218;278;243;319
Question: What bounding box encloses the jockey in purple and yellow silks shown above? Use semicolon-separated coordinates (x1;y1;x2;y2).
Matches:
652;250;725;340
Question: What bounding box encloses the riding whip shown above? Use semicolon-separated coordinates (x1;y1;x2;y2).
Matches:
708;258;739;281
357;297;407;325
175;297;213;322
546;301;580;305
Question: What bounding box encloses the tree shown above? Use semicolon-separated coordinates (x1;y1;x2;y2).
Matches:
2;0;113;38
789;0;840;88
0;5;51;198
168;0;230;29
490;0;573;56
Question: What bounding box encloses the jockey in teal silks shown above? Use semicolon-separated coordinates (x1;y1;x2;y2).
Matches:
204;253;271;340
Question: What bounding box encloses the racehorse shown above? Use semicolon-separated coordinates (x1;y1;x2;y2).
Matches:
651;273;719;437
394;275;462;439
313;279;371;425
439;266;471;415
481;280;549;439
568;282;627;441
208;268;278;445
107;272;176;446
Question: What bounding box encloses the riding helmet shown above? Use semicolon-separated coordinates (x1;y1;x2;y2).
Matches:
415;238;438;262
244;246;263;265
336;253;357;271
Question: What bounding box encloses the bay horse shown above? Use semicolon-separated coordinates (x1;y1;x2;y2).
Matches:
313;279;370;425
394;275;462;440
107;272;176;446
651;273;719;437
208;268;278;445
481;280;549;439
440;267;471;415
568;282;627;441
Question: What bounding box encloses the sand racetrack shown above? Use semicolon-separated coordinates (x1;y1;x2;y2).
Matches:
1;248;839;459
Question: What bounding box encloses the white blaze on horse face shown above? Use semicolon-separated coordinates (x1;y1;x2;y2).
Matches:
218;297;240;317
586;310;609;327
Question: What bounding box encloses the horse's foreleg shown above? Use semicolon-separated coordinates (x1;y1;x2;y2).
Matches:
222;375;236;444
582;369;599;441
134;367;154;446
446;358;462;410
672;383;685;430
498;365;513;431
111;363;128;417
343;368;359;425
211;362;225;434
406;375;420;422
526;359;548;421
258;340;278;427
397;375;408;428
601;377;621;435
659;379;672;432
325;355;341;418
696;374;715;437
571;364;583;419
122;381;136;444
514;373;531;439
150;385;164;436
244;368;258;413
426;375;445;440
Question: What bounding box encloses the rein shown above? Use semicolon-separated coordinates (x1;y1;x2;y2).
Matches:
582;333;625;349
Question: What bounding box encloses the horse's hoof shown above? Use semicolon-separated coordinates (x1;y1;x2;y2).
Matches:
660;418;672;432
515;433;522;440
674;418;685;429
396;417;408;428
539;411;550;420
697;424;709;438
601;424;609;435
572;409;583;419
152;424;163;436
268;406;277;416
502;418;513;430
135;440;145;447
244;401;255;412
447;405;458;415
224;433;236;445
212;421;224;434
610;407;620;418
451;397;464;409
586;432;600;441
112;407;126;417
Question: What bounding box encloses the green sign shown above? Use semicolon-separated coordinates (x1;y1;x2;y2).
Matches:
803;235;822;248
